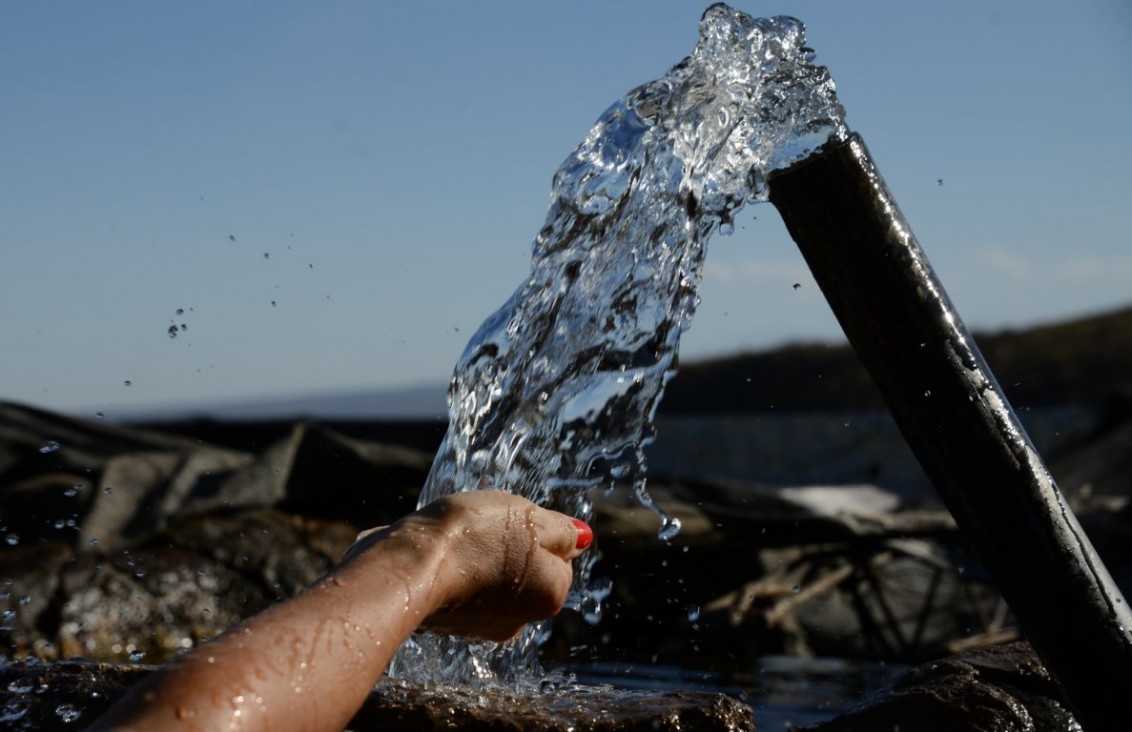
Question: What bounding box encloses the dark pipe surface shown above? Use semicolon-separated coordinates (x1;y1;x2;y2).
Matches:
767;133;1132;731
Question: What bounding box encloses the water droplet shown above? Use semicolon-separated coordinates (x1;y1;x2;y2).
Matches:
55;703;82;723
229;234;237;241
123;380;132;387
167;324;179;339
686;605;701;622
129;650;146;662
263;252;270;259
1;608;17;625
923;390;932;398
657;516;682;541
103;486;113;494
0;699;29;723
176;308;184;316
19;595;30;606
5;534;18;546
39;440;60;454
89;538;101;548
793;584;802;594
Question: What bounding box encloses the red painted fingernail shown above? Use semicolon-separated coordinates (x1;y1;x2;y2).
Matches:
572;519;593;550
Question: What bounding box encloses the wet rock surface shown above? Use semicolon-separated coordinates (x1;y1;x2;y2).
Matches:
0;660;754;731
793;642;1080;731
3;400;1130;729
1;508;357;662
357;680;754;731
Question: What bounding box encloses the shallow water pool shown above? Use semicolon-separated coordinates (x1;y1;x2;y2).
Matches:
561;656;905;729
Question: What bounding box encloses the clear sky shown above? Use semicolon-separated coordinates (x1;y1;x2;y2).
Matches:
2;1;1130;418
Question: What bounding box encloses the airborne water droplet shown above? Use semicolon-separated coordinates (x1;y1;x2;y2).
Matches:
658;516;682;542
39;440;60;454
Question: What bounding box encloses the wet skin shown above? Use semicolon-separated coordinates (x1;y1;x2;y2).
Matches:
88;491;590;732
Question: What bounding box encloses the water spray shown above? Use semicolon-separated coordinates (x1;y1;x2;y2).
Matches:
389;5;1132;727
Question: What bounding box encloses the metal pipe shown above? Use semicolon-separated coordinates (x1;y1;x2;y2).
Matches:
767;133;1132;731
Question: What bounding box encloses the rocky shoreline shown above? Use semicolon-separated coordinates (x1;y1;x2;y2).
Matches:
2;399;1129;728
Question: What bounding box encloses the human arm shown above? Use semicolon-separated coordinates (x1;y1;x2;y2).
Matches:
87;490;591;732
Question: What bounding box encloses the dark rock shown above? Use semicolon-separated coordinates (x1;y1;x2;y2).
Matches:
0;402;430;552
0;660;754;732
792;641;1080;732
357;680;754;731
0;508;358;663
0;658;145;730
1;402;432;664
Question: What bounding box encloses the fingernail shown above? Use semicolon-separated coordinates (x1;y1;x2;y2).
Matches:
572;518;593;550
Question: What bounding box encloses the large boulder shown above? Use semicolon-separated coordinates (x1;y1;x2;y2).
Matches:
793;642;1080;731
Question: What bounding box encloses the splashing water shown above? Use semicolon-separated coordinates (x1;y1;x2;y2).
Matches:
389;3;846;685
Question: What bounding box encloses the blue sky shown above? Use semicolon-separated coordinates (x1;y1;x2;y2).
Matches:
2;1;1130;417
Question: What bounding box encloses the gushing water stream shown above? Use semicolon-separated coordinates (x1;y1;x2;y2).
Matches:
389;3;847;686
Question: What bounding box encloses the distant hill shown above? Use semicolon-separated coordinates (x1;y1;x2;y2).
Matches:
127;384;448;422
128;304;1132;423
660;305;1132;414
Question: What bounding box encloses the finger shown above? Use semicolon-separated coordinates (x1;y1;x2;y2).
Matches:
533;508;592;560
